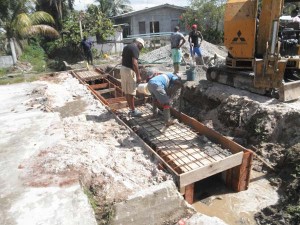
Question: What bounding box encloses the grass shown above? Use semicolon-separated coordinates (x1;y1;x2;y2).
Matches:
0;43;47;85
19;44;46;73
0;73;40;85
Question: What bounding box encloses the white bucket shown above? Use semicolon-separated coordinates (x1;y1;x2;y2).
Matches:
137;83;151;95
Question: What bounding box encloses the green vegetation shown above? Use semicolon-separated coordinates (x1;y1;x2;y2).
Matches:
83;186;98;211
19;44;46;72
181;0;226;44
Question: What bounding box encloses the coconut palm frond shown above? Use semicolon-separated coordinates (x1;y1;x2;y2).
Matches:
25;25;60;38
13;13;32;34
30;11;55;25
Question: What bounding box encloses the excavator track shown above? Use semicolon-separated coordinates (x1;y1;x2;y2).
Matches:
206;66;267;95
206;66;300;101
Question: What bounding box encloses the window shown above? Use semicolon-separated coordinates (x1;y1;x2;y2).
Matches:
150;21;160;33
139;21;146;34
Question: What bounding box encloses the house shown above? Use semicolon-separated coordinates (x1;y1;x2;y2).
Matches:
112;4;187;39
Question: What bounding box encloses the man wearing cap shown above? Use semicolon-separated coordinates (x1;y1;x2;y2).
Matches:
146;69;183;127
188;24;205;65
170;26;186;74
120;38;145;117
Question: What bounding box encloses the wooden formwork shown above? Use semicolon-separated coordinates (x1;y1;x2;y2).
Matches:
71;69;253;204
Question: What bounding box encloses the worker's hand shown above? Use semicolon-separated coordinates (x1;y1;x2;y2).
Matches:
137;76;142;83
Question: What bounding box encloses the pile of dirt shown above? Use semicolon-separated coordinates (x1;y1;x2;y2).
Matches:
140;38;227;65
255;143;300;225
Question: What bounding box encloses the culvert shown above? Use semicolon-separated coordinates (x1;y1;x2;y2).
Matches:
71;68;253;204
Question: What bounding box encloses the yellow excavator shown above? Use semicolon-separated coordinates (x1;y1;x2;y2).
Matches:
206;0;300;101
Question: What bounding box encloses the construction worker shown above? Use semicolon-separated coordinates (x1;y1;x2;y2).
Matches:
188;24;205;65
81;36;93;65
145;69;183;126
120;38;145;117
170;26;186;74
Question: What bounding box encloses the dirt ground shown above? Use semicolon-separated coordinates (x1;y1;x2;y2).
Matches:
1;40;300;225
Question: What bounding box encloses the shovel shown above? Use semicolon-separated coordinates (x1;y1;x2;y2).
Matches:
178;86;184;122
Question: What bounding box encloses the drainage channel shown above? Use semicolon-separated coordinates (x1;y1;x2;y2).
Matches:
71;68;254;204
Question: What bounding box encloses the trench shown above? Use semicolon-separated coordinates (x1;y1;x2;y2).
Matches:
178;82;300;225
72;68;299;224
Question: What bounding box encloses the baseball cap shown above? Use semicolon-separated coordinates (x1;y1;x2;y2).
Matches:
135;38;145;48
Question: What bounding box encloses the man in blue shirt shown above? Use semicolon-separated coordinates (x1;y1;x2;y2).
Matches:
147;71;183;126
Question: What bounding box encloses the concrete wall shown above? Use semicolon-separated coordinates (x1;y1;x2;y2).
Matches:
90;31;124;55
0;55;13;68
130;8;185;35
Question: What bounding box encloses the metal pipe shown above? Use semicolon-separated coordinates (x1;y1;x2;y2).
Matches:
271;20;279;55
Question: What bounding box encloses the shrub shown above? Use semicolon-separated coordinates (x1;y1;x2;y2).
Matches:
19;44;46;72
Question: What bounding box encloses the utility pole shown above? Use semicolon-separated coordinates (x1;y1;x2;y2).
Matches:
79;11;84;39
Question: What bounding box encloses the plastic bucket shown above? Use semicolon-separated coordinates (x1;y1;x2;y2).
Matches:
186;66;195;81
137;83;151;95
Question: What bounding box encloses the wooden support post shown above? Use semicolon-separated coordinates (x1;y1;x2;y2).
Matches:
184;183;194;204
226;150;253;192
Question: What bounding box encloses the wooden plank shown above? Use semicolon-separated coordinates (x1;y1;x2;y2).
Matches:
106;97;126;104
97;88;116;94
77;71;107;80
184;183;194;204
109;101;128;110
230;150;253;191
179;151;244;188
90;83;109;89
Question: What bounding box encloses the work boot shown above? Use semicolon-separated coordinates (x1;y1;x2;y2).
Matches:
163;108;176;127
152;103;158;117
129;109;143;117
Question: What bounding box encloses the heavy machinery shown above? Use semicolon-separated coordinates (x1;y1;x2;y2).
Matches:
206;0;300;101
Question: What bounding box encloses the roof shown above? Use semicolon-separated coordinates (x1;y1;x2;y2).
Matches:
112;3;187;19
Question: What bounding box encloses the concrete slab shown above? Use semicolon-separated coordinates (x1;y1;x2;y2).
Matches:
0;82;97;225
112;181;195;225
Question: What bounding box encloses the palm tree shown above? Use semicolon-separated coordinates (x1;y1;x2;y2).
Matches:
95;0;133;17
36;0;75;30
0;0;59;64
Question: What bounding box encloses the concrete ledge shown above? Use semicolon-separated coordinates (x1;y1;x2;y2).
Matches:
112;181;195;225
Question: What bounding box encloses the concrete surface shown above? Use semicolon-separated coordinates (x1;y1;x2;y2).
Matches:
0;55;13;68
0;82;97;225
112;181;195;225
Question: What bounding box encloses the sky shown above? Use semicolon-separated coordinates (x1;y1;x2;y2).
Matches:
74;0;190;11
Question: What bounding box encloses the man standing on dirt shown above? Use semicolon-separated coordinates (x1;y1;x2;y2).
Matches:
143;68;183;126
170;26;186;74
81;36;93;65
188;24;205;65
120;38;145;117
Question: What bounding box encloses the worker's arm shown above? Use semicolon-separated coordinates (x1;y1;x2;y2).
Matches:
198;31;204;44
132;57;141;83
179;37;186;48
